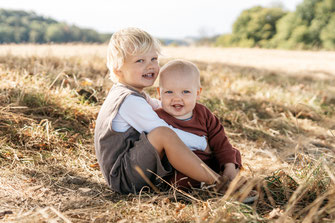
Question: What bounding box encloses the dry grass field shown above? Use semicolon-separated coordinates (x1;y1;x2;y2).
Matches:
0;44;335;222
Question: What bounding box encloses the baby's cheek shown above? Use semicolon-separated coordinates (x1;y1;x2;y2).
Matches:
161;98;168;106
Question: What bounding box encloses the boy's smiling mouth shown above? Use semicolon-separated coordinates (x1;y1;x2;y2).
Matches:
142;73;155;78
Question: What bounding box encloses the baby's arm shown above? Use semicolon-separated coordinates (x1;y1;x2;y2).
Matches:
144;93;161;110
204;105;241;179
119;95;207;150
223;163;239;180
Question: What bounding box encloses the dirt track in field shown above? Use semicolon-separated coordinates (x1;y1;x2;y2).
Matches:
1;44;335;79
163;47;335;79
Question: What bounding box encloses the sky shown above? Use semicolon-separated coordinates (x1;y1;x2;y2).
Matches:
0;0;303;39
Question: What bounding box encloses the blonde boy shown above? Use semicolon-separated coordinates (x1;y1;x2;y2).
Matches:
156;59;241;189
94;28;224;194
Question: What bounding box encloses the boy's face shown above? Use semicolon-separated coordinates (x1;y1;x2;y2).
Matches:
114;47;159;92
158;70;201;120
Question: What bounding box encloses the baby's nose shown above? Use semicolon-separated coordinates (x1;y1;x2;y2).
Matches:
172;95;182;101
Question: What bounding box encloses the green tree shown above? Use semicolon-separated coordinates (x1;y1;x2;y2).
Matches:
320;14;335;49
81;29;102;42
296;0;320;25
271;12;306;48
215;0;335;50
68;25;82;42
0;24;14;43
28;21;46;43
0;9;111;43
272;0;335;49
215;34;233;47
13;26;29;43
216;6;286;48
45;23;67;42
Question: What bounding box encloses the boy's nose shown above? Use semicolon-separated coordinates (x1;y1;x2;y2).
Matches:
147;61;155;69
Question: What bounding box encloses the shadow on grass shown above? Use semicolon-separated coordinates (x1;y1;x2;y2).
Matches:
20;165;123;206
0;88;94;150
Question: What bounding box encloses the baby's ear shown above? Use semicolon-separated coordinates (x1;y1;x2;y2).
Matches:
156;87;161;99
196;87;202;100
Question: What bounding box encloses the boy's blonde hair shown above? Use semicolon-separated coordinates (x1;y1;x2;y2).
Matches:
159;59;201;87
107;27;161;82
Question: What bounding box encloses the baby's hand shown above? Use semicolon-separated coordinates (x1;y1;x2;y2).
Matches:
223;163;239;180
204;142;211;153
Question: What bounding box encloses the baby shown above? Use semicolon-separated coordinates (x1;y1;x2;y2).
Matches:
155;59;242;189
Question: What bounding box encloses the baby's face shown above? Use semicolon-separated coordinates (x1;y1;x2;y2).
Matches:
159;71;201;120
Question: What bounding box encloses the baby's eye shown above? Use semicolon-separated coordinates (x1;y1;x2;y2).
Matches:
151;57;158;61
183;90;191;94
165;90;173;94
136;59;144;63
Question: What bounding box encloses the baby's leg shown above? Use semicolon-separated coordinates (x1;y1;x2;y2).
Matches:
147;127;220;185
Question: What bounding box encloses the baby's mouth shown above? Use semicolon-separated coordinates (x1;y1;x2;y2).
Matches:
172;104;183;111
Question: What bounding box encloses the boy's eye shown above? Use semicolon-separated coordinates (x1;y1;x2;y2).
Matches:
164;91;173;94
183;90;191;94
136;59;144;63
151;57;158;61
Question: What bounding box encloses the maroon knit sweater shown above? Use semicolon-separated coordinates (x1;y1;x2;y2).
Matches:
155;103;242;171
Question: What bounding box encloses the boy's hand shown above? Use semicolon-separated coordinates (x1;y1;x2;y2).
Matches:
223;163;239;180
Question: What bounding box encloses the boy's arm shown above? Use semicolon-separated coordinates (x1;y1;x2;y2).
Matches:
119;95;207;150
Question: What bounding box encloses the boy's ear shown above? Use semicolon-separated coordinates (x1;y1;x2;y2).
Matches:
156;87;161;99
196;87;202;100
113;67;122;78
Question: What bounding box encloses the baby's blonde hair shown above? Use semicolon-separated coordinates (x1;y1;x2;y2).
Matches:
159;59;201;87
107;27;161;82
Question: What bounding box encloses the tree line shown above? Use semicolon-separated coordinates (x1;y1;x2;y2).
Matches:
215;0;335;50
1;0;335;50
0;9;111;43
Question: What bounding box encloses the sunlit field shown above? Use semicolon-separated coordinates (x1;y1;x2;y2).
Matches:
1;44;335;222
1;44;335;78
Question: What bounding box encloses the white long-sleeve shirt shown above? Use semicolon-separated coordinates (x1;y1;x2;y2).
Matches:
112;94;207;151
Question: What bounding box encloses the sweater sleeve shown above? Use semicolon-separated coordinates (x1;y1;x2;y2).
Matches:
204;106;242;169
144;93;162;110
